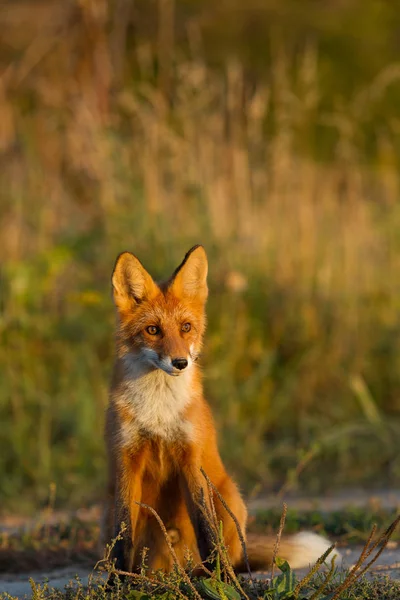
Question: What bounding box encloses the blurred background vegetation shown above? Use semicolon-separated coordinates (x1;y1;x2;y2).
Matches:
1;0;400;514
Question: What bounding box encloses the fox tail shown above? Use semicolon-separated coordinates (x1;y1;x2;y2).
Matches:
235;531;341;572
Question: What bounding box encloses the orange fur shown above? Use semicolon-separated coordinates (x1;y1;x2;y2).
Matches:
103;245;339;575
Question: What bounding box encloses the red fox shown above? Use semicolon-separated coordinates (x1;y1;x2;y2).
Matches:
103;245;339;574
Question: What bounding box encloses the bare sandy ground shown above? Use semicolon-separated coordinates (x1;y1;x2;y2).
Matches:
0;566;100;597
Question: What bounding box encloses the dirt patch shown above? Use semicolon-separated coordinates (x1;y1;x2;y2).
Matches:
0;566;101;598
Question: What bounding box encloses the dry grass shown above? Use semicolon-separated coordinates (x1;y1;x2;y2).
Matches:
2;501;399;600
1;0;400;511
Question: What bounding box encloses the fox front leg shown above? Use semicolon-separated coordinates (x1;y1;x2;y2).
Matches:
111;449;147;575
112;500;134;574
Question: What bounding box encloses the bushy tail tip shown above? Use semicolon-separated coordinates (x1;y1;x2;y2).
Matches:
238;531;341;572
284;531;341;569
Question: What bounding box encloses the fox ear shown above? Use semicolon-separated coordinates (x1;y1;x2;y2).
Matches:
112;252;158;311
170;245;208;303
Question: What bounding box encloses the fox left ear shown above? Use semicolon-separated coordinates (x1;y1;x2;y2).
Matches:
170;245;208;303
112;251;158;312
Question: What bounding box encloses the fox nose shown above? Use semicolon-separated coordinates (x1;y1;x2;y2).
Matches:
172;357;188;370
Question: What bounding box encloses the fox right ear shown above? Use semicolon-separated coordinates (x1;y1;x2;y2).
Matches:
170;245;208;303
112;252;158;311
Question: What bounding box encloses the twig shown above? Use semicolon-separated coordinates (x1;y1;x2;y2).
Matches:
202;469;219;532
135;501;202;600
271;503;287;580
200;467;252;578
92;522;127;579
308;554;337;600
294;545;337;597
363;515;400;561
198;486;219;540
328;515;400;600
199;469;250;600
113;569;190;600
211;526;251;600
348;519;400;582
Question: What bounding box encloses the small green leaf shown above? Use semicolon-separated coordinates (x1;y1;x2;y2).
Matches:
271;558;298;599
200;577;241;600
126;591;152;600
277;573;296;593
275;557;292;573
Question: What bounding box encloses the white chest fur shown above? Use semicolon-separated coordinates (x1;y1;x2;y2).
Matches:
116;359;195;445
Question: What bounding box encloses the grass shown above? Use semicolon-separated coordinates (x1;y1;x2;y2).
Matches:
2;1;400;513
1;503;399;600
3;572;400;600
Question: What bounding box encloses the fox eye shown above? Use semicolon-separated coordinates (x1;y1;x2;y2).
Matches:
146;325;160;335
181;322;191;333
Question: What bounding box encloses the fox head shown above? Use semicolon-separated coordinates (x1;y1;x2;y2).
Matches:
112;245;208;376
